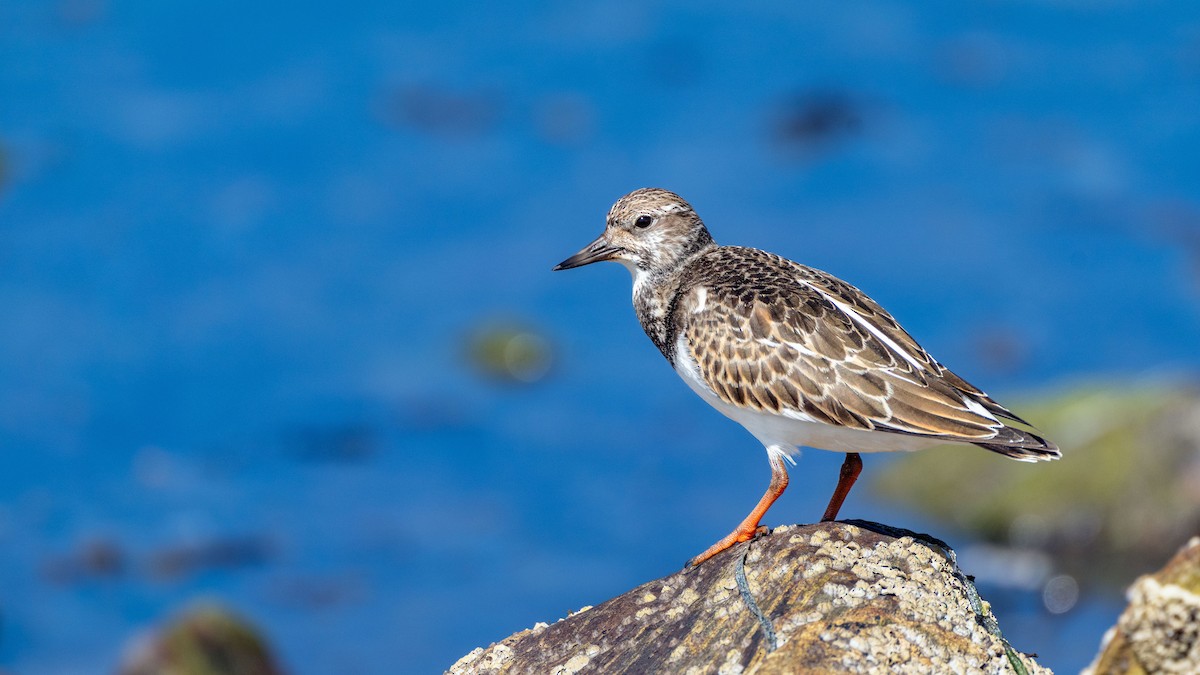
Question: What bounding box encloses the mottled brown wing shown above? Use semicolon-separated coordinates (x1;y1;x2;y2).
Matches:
792;264;1029;425
679;251;1004;440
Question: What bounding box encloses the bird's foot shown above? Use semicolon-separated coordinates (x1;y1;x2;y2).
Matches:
684;524;771;568
742;524;771;541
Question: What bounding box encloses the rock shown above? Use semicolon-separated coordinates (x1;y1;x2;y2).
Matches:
1084;536;1200;675
465;321;555;385
119;603;283;675
447;521;1047;675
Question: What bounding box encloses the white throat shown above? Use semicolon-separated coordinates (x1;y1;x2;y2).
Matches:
621;259;652;297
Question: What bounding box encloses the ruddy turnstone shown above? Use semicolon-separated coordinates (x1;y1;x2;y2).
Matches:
554;188;1061;566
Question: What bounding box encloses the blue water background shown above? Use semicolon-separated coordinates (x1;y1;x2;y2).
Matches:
3;1;1200;672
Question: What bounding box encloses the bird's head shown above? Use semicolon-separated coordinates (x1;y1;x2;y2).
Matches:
553;188;715;278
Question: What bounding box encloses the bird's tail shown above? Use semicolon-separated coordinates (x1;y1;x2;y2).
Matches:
973;425;1061;462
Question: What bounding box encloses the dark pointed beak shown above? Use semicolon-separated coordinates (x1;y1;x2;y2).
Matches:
553;235;622;271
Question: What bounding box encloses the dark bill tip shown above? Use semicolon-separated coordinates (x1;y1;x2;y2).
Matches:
552;237;621;271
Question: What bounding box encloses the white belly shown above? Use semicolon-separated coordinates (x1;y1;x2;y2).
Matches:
672;335;950;456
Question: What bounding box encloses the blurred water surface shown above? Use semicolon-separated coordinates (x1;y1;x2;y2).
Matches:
3;1;1200;672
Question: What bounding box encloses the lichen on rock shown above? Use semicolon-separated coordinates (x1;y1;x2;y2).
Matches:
1085;536;1200;675
447;521;1047;675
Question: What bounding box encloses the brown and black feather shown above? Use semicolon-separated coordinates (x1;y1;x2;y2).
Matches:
657;246;1059;461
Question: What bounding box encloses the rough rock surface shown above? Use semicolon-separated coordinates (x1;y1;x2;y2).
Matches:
448;521;1047;675
1085;536;1200;675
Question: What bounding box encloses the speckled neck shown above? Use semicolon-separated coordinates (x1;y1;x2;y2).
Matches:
633;241;717;364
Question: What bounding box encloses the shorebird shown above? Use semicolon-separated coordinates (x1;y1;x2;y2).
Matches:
554;188;1060;566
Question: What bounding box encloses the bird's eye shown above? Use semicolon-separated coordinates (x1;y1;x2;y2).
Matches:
634;215;653;229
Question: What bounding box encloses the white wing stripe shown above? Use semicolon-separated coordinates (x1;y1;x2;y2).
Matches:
791;278;927;371
795;278;1003;428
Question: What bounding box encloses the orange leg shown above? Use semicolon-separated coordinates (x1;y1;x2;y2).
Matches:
820;452;862;522
687;452;789;566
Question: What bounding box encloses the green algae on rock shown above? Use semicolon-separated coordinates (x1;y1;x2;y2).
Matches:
119;603;283;675
871;382;1200;588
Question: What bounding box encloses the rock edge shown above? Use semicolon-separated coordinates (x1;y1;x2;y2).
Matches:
448;521;1048;675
